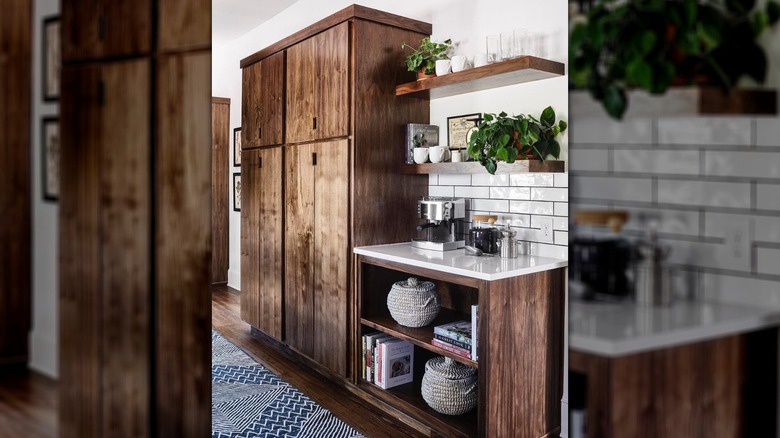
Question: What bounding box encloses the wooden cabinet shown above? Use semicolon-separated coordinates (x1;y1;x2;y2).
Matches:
242;51;284;148
285;22;349;143
62;0;151;62
158;0;210;52
241;147;284;340
211;97;230;284
285;140;349;376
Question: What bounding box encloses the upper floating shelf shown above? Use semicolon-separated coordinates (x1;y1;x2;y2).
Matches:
396;160;565;174
395;56;566;99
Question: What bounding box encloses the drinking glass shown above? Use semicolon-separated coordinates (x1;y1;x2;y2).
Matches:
500;32;514;61
513;28;529;57
486;35;500;63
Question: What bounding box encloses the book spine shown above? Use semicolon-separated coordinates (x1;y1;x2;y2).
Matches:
433;333;471;350
362;335;367;380
431;338;472;359
433;327;472;345
471;305;478;361
380;342;389;389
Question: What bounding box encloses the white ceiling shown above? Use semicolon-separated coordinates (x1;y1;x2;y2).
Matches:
213;0;300;46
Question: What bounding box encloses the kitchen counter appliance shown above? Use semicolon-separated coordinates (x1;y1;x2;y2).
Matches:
412;197;465;251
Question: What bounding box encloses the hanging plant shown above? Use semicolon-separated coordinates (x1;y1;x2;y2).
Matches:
401;37;453;75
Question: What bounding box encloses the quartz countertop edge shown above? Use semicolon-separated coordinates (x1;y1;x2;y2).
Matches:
353;242;567;281
569;300;780;357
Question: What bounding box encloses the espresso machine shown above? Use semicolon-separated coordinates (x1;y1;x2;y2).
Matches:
411;197;465;251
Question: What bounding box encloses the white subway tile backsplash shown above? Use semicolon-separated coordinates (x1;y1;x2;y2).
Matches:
531;187;568;202
471;198;509;212
757;184;780;211
515;227;553;244
554;231;569;245
428;185;454;197
553;217;568;231
756;118;780;147
531;243;569;259
621;207;700;237
703;212;752;240
531;215;553;232
569;118;653;144
702;273;780;307
509;174;554;187
663;239;751;273
429;174;439;185
705;151;780;179
657;179;750;209
757;247;780;276
510;201;555;215
755;216;780;244
438;174;472;186
568;148;610;172
570;176;653;202
554;202;568;217
554;173;569;187
500;213;531;228
454;186;490;199
613;149;700;175
657;118;752;146
489;186;530;200
471;173;509;186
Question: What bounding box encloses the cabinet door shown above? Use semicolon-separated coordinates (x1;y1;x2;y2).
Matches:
286;23;349;143
158;0;210;51
242;52;284;148
284;140;348;376
62;0;151;62
241;147;284;339
211;99;229;284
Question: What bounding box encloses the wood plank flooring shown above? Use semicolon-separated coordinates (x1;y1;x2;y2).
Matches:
0;366;57;437
211;284;427;438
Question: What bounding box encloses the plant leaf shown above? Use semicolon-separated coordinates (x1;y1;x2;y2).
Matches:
603;85;627;119
485;159;497;175
540;106;555;128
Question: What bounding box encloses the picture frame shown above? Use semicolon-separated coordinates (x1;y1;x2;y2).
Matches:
42;16;60;102
233;173;242;212
233;127;242;167
447;113;482;151
41;117;60;201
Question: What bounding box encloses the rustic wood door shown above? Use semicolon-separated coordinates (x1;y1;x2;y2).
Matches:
241;147;284;340
157;0;210;51
62;0;151;62
211;98;229;284
285;23;348;143
242;52;284;148
284;139;348;376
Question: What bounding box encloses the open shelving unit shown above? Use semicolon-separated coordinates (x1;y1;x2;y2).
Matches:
397;160;565;175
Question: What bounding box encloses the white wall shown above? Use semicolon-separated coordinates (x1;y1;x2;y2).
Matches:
29;0;60;379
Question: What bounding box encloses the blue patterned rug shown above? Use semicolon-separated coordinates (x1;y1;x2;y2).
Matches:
212;331;366;438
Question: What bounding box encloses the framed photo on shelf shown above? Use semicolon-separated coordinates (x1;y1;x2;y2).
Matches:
233;127;242;166
447;113;482;152
42;16;61;102
233;173;242;212
41;117;60;201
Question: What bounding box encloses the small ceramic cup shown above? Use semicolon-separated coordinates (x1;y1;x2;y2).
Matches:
428;146;446;163
435;59;451;76
451;55;468;72
413;147;429;164
451;149;463;162
474;53;489;67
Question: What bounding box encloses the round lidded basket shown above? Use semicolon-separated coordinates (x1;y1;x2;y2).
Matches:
421;356;478;415
387;277;440;328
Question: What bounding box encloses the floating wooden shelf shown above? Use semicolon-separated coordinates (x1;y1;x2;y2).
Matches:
397;160;565;174
570;87;777;118
395;56;565;99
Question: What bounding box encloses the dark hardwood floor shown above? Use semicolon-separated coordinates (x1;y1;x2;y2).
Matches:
0;366;57;437
212;284;427;438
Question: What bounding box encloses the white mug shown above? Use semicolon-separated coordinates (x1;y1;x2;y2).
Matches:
428;146;446;163
413;147;429;164
451;149;462;162
474;53;489;67
435;59;451;76
451;55;467;72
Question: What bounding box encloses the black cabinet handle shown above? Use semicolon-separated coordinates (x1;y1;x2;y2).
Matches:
258;127;262;139
259;156;263;168
313;117;317;130
312;152;317;166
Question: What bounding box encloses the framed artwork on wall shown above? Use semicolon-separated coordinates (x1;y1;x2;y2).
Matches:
42;16;60;102
233;127;242;166
41;117;60;201
233;173;241;212
447;113;482;151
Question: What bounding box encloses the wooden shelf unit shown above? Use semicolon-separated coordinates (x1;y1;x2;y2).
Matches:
395;56;565;99
397;160;565;175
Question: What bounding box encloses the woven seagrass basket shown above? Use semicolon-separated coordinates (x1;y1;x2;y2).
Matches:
387;277;440;328
421;356;477;415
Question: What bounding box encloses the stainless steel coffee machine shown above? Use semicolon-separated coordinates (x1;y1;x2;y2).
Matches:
411;197;465;251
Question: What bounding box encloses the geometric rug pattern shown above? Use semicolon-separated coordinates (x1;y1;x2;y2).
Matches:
212;331;366;438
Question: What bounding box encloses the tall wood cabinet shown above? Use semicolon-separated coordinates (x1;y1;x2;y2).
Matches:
59;1;211;436
240;5;431;378
212;97;230;284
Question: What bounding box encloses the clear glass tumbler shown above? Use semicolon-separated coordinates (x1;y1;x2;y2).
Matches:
486;35;500;63
500;32;514;61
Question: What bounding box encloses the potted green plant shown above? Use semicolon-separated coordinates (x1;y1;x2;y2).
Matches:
467;106;567;175
570;0;780;119
401;37;452;79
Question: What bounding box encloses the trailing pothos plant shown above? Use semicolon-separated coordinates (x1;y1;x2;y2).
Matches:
401;37;453;75
467;106;567;175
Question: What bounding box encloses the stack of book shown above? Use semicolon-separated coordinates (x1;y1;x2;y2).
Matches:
431;305;478;361
361;332;414;390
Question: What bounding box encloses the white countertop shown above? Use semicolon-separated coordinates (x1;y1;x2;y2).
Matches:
569;299;780;357
353;242;567;281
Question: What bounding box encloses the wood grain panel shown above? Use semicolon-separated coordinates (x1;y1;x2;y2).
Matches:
241;149;260;326
100;59;150;437
315;22;349;140
351;20;429;249
59;64;102;437
62;0;151;62
285;37;316;143
61;0;101;62
284;142;315;357
313;140;349;376
155;51;212;437
0;0;31;364
241;64;259;147
158;0;210;52
212;98;230;283
481;268;565;438
257;147;284;339
242;52;285;148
